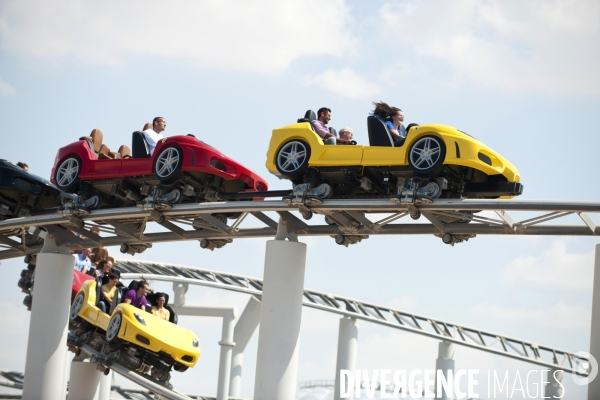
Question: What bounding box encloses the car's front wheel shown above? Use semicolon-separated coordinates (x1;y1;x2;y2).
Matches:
275;140;311;180
106;313;122;342
154;146;183;183
70;293;85;322
408;135;446;175
55;157;81;192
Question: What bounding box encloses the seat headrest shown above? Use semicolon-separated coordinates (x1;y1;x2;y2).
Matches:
143;123;152;131
118;145;131;159
304;110;317;121
90;129;104;153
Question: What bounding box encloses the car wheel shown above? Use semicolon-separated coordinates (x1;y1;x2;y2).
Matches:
55;157;81;192
408;135;446;175
275;140;311;180
70;293;85;322
154;146;183;183
106;313;122;342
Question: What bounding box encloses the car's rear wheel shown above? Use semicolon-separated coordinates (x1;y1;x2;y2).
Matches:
106;313;122;342
408;135;446;175
154;146;183;183
55;157;81;192
275;140;311;180
70;293;85;321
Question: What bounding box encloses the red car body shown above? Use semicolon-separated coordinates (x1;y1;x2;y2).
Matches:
72;270;94;301
50;135;268;205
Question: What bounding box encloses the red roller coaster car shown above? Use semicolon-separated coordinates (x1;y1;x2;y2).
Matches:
50;130;268;210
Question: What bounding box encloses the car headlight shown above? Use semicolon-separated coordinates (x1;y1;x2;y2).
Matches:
133;313;146;326
192;339;199;348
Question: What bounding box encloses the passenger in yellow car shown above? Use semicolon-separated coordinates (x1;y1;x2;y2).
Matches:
151;293;171;321
124;280;149;309
339;127;354;143
98;273;119;313
371;101;406;146
312;107;337;145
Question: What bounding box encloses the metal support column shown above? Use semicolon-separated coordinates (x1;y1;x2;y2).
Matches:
66;354;105;400
334;317;358;400
229;296;262;398
97;370;112;400
435;341;455;400
173;305;237;400
254;221;307;400
22;234;73;400
544;368;564;398
172;282;189;308
589;244;600;400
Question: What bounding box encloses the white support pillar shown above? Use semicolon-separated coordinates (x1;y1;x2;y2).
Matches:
544;368;564;399
97;370;112;400
334;317;358;400
67;355;105;400
253;237;307;400
172;282;189;308
229;296;262;398
589;244;600;400
22;234;74;400
435;341;455;400
174;305;237;400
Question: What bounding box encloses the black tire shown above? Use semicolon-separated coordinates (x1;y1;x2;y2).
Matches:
153;146;183;183
55;156;81;192
408;135;446;175
106;313;122;342
275;140;311;180
70;293;85;322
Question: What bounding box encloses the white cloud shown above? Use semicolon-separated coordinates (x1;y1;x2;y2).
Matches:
378;0;600;95
471;301;590;329
0;0;355;74
310;68;380;99
500;240;593;290
0;77;16;97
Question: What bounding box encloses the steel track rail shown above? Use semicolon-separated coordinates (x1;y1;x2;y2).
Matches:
0;198;599;260
115;260;591;377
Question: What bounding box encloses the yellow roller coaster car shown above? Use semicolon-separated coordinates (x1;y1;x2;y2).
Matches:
266;113;522;200
70;279;200;385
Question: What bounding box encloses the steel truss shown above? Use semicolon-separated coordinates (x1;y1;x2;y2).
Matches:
115;259;591;377
1;198;599;260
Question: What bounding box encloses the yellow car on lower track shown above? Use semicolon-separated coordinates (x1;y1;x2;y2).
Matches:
266;115;522;200
70;279;200;385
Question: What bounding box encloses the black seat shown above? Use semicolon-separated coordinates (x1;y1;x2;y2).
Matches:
109;286;128;315
147;291;178;324
131;131;150;158
367;116;394;146
94;277;103;307
329;127;338;137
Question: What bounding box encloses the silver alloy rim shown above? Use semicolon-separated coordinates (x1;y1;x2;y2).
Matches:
277;141;308;173
56;158;79;187
156;148;180;178
70;294;84;320
409;137;442;171
106;314;121;341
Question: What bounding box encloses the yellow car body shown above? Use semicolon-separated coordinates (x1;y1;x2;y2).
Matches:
266;122;521;199
74;279;200;368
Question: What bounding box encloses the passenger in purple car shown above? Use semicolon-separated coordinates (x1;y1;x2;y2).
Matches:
124;279;149;309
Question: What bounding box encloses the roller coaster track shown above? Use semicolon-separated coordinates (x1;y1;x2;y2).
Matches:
1;198;600;260
0;369;246;400
115;259;591;377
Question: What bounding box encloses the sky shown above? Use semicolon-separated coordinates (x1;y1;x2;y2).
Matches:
1;0;600;398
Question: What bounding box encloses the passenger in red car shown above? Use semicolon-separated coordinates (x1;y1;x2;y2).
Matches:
143;117;167;156
124;280;149;309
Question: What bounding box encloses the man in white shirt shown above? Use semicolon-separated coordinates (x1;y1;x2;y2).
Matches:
143;117;167;156
74;248;93;274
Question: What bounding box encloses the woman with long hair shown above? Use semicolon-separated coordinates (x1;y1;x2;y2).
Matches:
371;101;407;146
